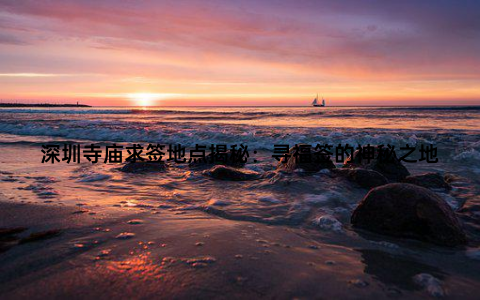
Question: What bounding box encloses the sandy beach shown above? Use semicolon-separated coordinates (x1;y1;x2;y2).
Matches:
1;196;480;300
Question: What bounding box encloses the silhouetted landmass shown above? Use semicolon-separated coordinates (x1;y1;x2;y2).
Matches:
0;103;91;107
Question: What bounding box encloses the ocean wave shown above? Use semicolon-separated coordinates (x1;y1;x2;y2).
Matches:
2;107;478;121
0;121;435;150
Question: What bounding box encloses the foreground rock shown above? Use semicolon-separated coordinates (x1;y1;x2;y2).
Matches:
277;145;336;173
351;183;466;246
333;168;388;189
120;161;167;173
402;172;451;191
203;165;261;181
343;146;410;181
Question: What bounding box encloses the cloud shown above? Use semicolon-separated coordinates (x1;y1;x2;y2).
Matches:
0;0;479;104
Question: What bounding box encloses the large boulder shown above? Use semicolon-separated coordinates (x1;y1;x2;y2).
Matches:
120;161;167;173
277;145;335;173
402;173;451;191
343;146;410;181
351;183;466;246
333;168;388;189
203;165;261;181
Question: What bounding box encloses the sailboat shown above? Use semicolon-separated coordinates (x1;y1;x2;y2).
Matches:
312;94;326;107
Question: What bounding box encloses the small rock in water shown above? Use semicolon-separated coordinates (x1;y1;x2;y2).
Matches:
413;273;445;297
343;146;410;182
115;232;136;240
325;260;336;265
127;219;144;225
195;242;204;246
312;215;343;232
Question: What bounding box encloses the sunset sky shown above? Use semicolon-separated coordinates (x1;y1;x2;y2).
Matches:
0;0;479;106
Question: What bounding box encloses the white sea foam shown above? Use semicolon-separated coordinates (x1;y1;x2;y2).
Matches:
413;273;445;297
312;215;343;232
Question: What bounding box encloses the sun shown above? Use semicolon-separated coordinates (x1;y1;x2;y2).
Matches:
128;93;159;106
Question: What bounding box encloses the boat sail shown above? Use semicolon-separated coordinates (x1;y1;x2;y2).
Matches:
312;94;326;107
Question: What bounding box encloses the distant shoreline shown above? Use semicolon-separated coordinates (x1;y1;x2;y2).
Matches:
0;103;91;107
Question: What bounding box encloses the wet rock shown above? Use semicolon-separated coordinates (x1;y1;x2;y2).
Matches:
120;161;167;173
351;183;466;246
203;165;261;181
276;145;335;173
333;168;388;188
402;172;451;191
19;229;62;244
343;146;410;181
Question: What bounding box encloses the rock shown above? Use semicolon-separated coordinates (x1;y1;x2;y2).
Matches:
277;145;336;173
351;183;466;246
203;165;261;181
343;146;410;181
120;161;167;173
333;168;388;188
402;173;451;191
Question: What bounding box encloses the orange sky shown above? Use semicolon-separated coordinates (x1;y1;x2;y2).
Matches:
0;0;479;106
